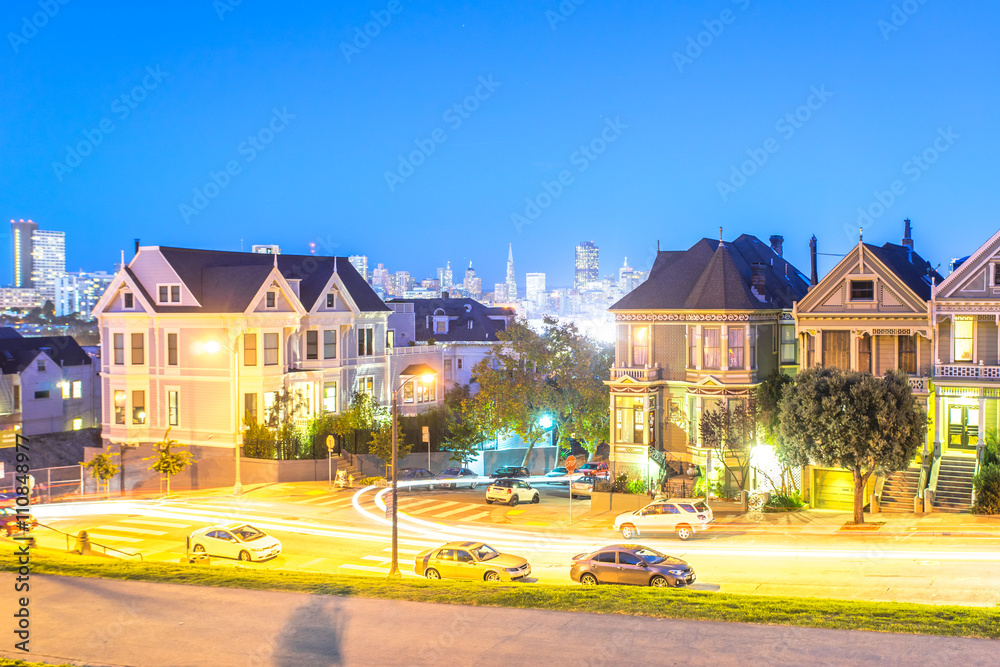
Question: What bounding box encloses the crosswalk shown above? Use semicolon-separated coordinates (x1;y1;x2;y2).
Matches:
291;491;499;524
339;547;422;577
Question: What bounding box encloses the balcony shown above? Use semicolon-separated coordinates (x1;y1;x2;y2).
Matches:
934;364;1000;381
610;366;661;382
908;376;929;393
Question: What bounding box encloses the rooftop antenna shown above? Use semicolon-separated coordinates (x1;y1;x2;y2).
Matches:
273;252;278;269
120;249;125;268
859;227;863;243
719;227;723;242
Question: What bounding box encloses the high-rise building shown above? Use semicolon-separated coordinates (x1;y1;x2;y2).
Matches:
618;257;636;292
437;261;453;291
575;241;599;289
371;263;391;293
11;219;38;288
393;271;413;296
56;270;114;318
505;243;517;300
463;262;481;298
251;244;280;254
349;255;369;283
31;229;66;302
493;283;508;303
525;272;546;307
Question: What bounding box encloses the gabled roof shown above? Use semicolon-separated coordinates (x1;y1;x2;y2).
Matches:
147;247;388;313
864;242;941;301
388;298;513;342
611;234;809;311
0;336;91;375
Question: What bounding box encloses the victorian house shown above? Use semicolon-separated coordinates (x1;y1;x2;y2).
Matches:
607;234;809;489
792;221;942;510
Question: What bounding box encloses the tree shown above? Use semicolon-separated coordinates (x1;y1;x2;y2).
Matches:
757;370;793;444
147;428;195;496
83;453;119;498
777;367;927;524
369;426;411;476
442;385;486;464
699;397;759;494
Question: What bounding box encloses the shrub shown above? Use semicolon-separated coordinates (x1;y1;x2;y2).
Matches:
358;476;387;486
594;478;613;493
972;463;1000;515
765;491;805;510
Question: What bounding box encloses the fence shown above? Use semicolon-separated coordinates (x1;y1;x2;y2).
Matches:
1;465;83;502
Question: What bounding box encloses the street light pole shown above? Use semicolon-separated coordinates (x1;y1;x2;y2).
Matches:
388;384;400;578
232;344;243;496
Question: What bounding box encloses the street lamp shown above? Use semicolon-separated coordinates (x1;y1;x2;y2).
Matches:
388;363;437;578
204;339;243;496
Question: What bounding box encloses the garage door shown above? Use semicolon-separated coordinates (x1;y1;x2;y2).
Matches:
812;469;854;510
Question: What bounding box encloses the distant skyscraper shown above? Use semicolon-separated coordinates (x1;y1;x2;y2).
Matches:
505;243;517;300
11;219;38;287
525;272;546;306
575;241;599;289
619;257;635;292
437;261;453;291
464;262;481;298
349;255;369;282
372;263;391;292
251;244;280;254
56;270;114;318
493;283;508;303
31;229;65;302
393;271;412;296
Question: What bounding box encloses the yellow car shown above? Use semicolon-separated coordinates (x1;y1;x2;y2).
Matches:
413;541;531;582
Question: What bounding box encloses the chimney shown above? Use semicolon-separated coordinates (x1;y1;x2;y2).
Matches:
902;219;913;250
751;262;767;294
769;235;784;257
134;238;140;255
809;235;818;286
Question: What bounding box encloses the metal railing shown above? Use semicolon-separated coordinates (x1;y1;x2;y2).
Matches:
609;366;661;381
36;523;143;561
935;363;1000;380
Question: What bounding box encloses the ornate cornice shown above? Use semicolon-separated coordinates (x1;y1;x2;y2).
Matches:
615;312;780;323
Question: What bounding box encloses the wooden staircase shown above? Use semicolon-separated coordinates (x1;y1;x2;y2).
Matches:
879;466;920;512
933;454;976;513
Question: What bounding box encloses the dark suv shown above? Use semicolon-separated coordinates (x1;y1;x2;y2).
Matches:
490;465;530;479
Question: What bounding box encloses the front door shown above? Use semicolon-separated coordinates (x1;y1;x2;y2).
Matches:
948;405;979;451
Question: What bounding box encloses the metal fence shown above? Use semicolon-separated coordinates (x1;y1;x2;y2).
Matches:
1;465;84;502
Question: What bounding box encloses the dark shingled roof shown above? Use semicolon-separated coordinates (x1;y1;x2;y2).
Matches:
388;298;513;342
864;242;942;301
152;247;389;313
0;336;92;375
611;235;810;311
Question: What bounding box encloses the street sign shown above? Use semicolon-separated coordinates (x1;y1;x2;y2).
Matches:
384;494;394;519
422;426;430;443
325;435;334;451
565;455;577;473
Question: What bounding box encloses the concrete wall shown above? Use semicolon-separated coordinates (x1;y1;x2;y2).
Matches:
355;446;560;477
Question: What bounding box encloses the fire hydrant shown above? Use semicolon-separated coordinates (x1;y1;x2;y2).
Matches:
75;530;92;556
347;474;354;489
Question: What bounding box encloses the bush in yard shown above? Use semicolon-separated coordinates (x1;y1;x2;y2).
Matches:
972;464;1000;515
765;491;805;511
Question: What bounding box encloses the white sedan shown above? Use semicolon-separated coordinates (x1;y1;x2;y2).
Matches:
188;523;282;562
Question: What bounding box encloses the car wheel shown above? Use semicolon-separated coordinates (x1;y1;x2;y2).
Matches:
484;571;501;582
451;483;457;490
531;493;540;504
580;573;598;586
192;544;206;554
620;524;636;540
470;482;477;490
509;495;519;507
425;568;441;580
650;575;669;588
486;498;493;504
238;550;252;562
676;524;693;541
571;494;577;499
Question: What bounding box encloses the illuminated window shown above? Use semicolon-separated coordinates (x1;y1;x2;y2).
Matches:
61;382;70;399
858;334;872;373
323;382;337;412
780;326;797;364
72;418;82;430
358;376;374;396
386;330;394;349
703;327;720;369
632;326;649;366
132;390;145;425
114;390;126;424
954;316;973;362
689;326;698;367
167;333;178;366
244;333;257;366
416;379;436;404
167;390;179;426
614;396;644;444
728;327;744;370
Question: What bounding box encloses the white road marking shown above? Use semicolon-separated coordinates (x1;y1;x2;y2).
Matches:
292;496;331;505
101;525;168;536
87;533;142;543
118;519;191;529
299;558;326;568
316;497;354;507
462;512;491;522
362;555;391;563
414;502;459;513
397;498;439;508
433;504;485;518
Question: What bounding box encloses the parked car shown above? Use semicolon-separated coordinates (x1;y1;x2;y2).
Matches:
414;541;531;581
577;461;609;479
436;467;479;489
490;465;530;479
486;478;540;506
569;544;696;587
0;508;36;536
613;498;714;540
398;467;437;491
188;523;282;562
543;467;582;485
570;476;595;499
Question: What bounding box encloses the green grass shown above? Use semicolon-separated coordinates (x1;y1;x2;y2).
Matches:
0;660;75;667
6;551;1000;639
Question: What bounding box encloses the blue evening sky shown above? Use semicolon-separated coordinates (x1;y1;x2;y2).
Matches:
2;1;997;288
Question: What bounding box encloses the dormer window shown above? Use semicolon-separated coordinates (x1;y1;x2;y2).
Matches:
434;320;447;334
850;280;875;301
265;291;276;308
993;263;1000;286
123;293;134;309
326;292;336;308
157;284;181;304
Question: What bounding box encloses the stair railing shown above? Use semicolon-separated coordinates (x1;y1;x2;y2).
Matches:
972;446;984;506
924;454;942;512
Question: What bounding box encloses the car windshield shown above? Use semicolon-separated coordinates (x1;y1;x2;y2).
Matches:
471;545;500;561
493;480;511;487
230;525;265;542
632;547;667;564
693;501;710;512
441;469;459;475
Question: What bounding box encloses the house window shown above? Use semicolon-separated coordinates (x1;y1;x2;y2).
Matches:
37;360;45;372
703;327;721;369
850;280;875;301
954;316;973;362
780;326;797;364
244;333;257;366
34;390;49;399
113;333;124;365
132;390;145;424
244;393;257;424
749;327;757;370
614;396;644;444
323;330;337;359
456;358;463;370
263;333;279;366
728;327;744;370
171;285;180;302
632;326;649;366
123;293;134;309
806;334;816;367
114;390;126;424
167;333;178;366
61;383;70;399
157;285;181;304
323;382;337;412
689;326;698;367
306;331;318;360
358;326;374;356
326;293;336;308
444;359;453;381
13;386;20;411
131;333;144;365
403;382;414;403
358;376;374;396
265;291;276;308
167;390;179;426
858;334;872;373
899;335;917;374
434;320;447;334
823;330;850;370
72;380;82;399
416;379;436;404
386;330;394;349
72;418;82;430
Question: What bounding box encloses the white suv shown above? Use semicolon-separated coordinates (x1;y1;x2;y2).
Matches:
486;479;540;506
613;498;714;540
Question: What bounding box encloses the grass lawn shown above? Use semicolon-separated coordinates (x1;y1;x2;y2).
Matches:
5;551;1000;639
